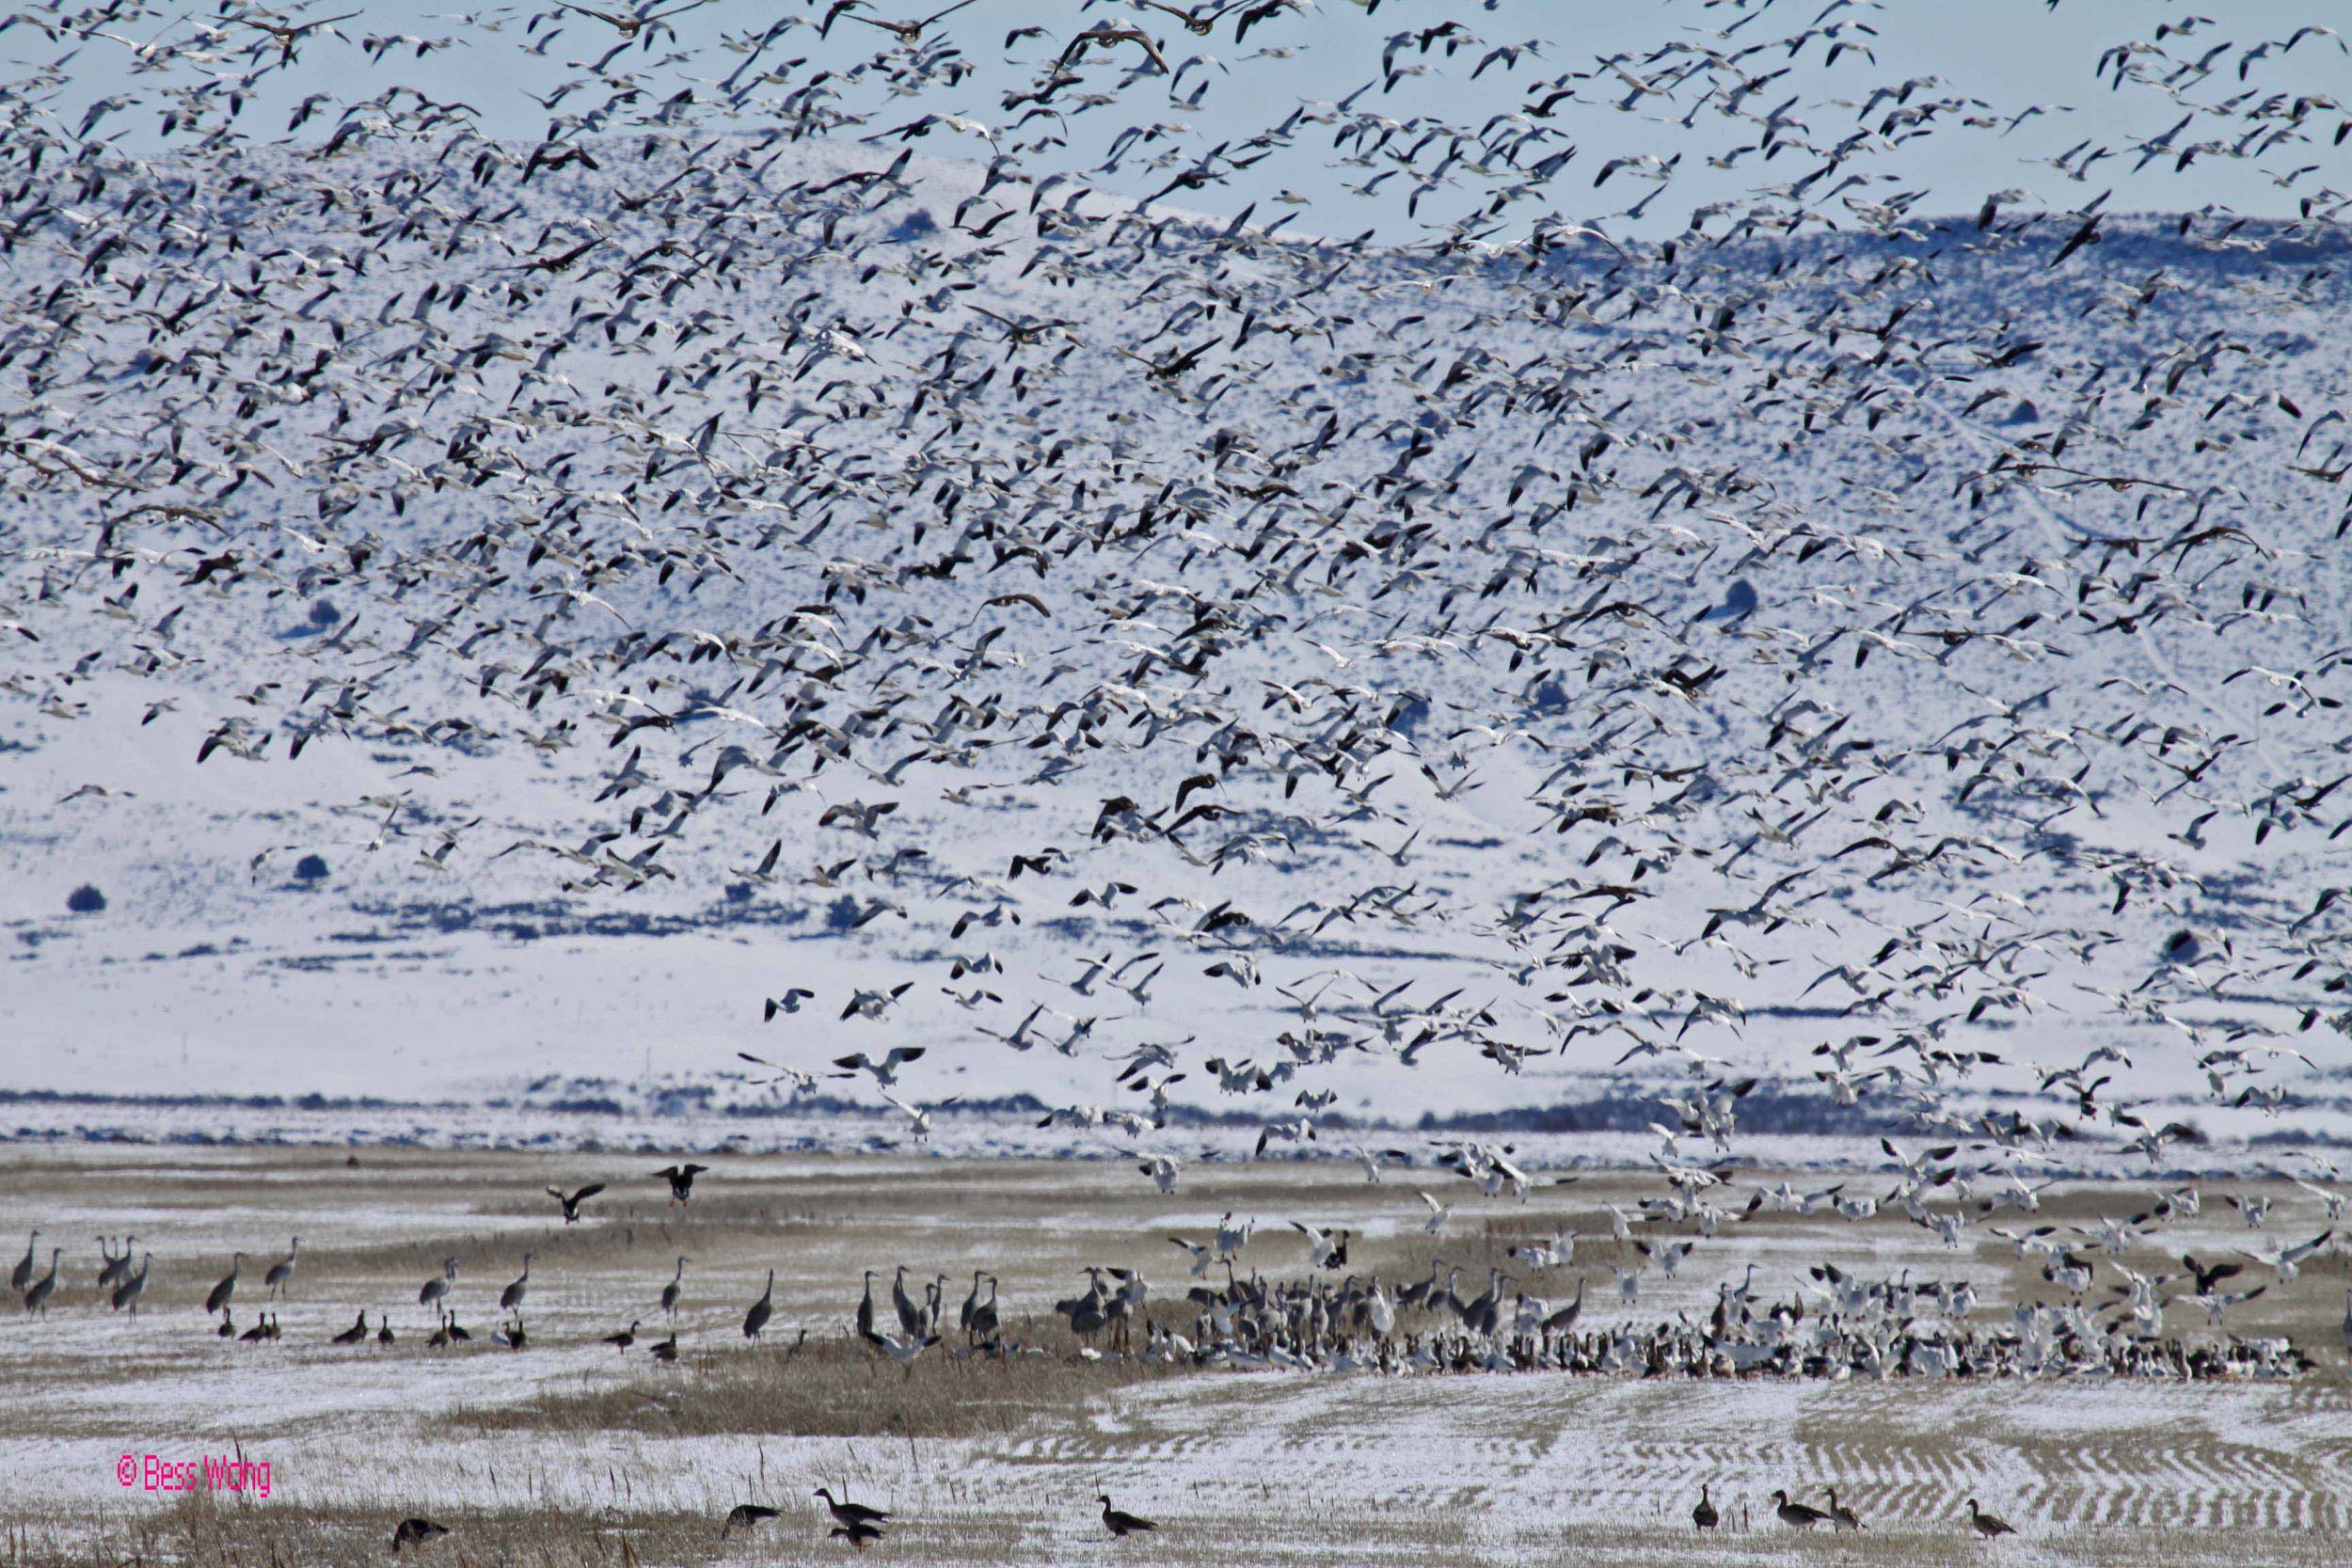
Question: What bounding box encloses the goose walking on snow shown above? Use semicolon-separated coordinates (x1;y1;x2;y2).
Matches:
1967;1498;2016;1539
1099;1495;1156;1537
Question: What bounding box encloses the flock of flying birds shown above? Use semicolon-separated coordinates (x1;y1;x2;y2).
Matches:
5;0;2352;1357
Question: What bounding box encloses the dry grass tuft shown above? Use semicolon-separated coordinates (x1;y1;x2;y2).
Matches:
458;1329;1188;1439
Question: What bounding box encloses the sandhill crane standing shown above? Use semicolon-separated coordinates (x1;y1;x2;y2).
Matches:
420;1258;456;1309
660;1257;687;1319
960;1269;988;1337
744;1269;774;1338
968;1275;1000;1343
891;1266;923;1337
856;1269;881;1346
23;1248;61;1315
500;1255;532;1314
9;1230;36;1291
264;1238;300;1299
112;1253;150;1314
96;1236;132;1291
205;1253;245;1319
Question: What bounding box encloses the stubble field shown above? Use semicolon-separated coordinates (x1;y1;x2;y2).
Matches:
4;1145;2351;1567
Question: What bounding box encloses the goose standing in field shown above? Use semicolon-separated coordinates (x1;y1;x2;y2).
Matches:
332;1309;370;1344
263;1238;299;1300
744;1269;774;1339
1826;1487;1864;1531
1692;1484;1718;1529
205;1252;245;1319
377;1314;396;1348
1967;1498;2016;1538
1773;1489;1829;1529
815;1489;890;1531
720;1502;780;1540
660;1257;687;1320
604;1320;642;1352
23;1247;61;1315
9;1230;37;1291
654;1164;709;1205
111;1252;150;1314
1098;1495;1156;1537
649;1331;680;1363
500;1254;532;1315
391;1517;450;1554
830;1520;885;1551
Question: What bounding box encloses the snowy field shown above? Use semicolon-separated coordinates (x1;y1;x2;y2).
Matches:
6;1147;2352;1566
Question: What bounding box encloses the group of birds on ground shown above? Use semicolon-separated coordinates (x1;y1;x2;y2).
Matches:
1691;1483;2012;1540
8;1162;708;1346
5;0;2352;1445
16;1153;2349;1381
400;1488;1152;1555
1009;1195;2331;1379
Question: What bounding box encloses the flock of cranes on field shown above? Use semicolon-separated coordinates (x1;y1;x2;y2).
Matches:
15;1157;2347;1389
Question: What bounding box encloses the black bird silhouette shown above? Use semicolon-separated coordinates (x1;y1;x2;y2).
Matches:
547;1182;607;1224
654;1164;709;1204
392;1518;451;1554
721;1502;780;1540
1099;1495;1157;1537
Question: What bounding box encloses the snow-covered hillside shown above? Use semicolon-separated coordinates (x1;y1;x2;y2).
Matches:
3;2;2351;1181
